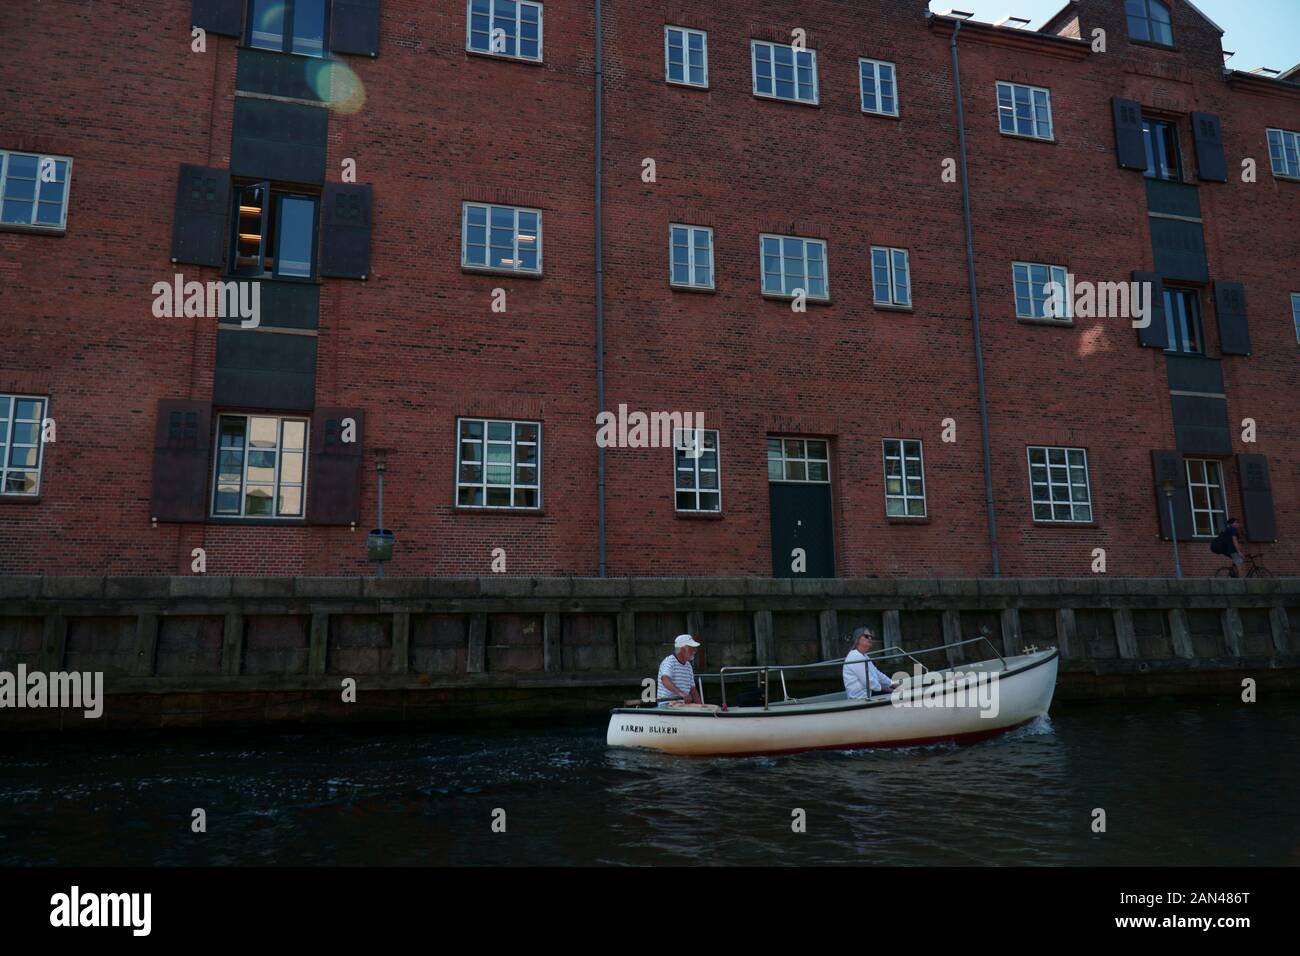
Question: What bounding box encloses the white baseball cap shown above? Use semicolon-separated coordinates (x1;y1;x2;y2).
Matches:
674;634;701;648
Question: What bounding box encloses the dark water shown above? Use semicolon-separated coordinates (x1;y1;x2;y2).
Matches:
2;697;1298;866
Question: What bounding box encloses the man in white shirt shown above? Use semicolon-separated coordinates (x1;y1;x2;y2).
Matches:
843;627;898;700
658;634;702;706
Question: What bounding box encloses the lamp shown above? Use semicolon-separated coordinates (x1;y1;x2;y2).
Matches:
1161;479;1183;579
367;448;395;576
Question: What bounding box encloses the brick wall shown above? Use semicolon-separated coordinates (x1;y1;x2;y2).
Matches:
1;0;1296;578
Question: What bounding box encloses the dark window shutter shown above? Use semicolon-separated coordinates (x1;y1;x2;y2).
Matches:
170;165;231;267
331;0;381;57
1237;455;1277;543
1151;450;1194;541
1112;98;1147;170
192;0;244;37
1214;281;1251;355
308;408;365;525
1191;112;1227;182
319;183;373;279
150;400;213;523
1132;271;1169;348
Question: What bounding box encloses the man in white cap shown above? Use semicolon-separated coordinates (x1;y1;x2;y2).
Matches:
658;634;702;706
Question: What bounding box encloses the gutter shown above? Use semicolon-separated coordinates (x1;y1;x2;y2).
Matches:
948;16;1002;577
595;0;607;576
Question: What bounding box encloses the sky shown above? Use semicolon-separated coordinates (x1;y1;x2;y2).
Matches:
927;0;1300;73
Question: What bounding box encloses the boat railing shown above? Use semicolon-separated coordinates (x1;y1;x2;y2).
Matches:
692;635;1008;711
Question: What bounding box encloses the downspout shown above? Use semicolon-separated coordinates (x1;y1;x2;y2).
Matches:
595;0;607;577
950;18;1001;577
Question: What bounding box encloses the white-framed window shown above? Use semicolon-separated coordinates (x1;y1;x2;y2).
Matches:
462;202;542;274
212;415;309;518
767;437;830;483
674;428;720;512
1126;0;1174;46
872;247;911;307
751;40;818;104
466;0;543;62
1013;261;1071;320
1291;293;1300;344
1027;446;1093;523
0;395;47;497
760;234;828;300
670;224;714;290
665;26;707;87
1267;128;1300;179
882;439;926;518
0;150;72;230
997;81;1053;140
1185;458;1227;538
859;58;898;116
456;418;541;509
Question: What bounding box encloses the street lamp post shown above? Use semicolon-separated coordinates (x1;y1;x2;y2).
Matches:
368;448;394;577
1162;479;1182;579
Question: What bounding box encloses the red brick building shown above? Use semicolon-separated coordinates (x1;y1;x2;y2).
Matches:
1;0;1297;578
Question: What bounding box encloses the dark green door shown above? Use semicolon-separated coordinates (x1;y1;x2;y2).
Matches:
767;437;835;578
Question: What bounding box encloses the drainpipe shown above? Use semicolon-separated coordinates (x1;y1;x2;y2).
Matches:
950;18;1002;577
595;0;607;577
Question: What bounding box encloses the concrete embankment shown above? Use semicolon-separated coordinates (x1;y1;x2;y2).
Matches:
2;576;1297;729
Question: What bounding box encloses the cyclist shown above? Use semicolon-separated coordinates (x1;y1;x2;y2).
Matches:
1210;517;1244;577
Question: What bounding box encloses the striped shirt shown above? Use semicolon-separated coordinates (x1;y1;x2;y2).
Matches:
657;653;696;705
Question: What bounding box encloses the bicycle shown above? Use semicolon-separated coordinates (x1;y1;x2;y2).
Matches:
1214;553;1272;578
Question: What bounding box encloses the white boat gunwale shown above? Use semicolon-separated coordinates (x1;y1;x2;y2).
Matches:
611;647;1058;720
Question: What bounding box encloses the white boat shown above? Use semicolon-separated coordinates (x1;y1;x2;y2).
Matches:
606;640;1058;757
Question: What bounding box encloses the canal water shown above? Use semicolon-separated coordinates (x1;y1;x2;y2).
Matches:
2;697;1297;866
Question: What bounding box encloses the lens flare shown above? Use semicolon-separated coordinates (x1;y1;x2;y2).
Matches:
308;61;366;115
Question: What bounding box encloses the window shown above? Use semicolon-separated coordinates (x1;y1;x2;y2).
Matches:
670;224;713;290
1267;128;1300;179
212;415;308;518
997;82;1053;140
1126;0;1174;46
760;234;828;300
462;203;542;274
1292;293;1300;344
1164;288;1203;354
0;395;47;497
1185;458;1227;538
871;247;911;307
467;0;543;62
751;40;818;104
247;0;328;57
859;58;898;116
674;429;720;512
767;438;830;483
230;183;318;278
883;439;926;517
1143;117;1181;180
457;419;540;509
0;150;72;230
1027;446;1093;523
1013;262;1071;320
665;26;707;87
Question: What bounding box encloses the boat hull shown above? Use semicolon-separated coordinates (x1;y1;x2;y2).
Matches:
606;649;1058;757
